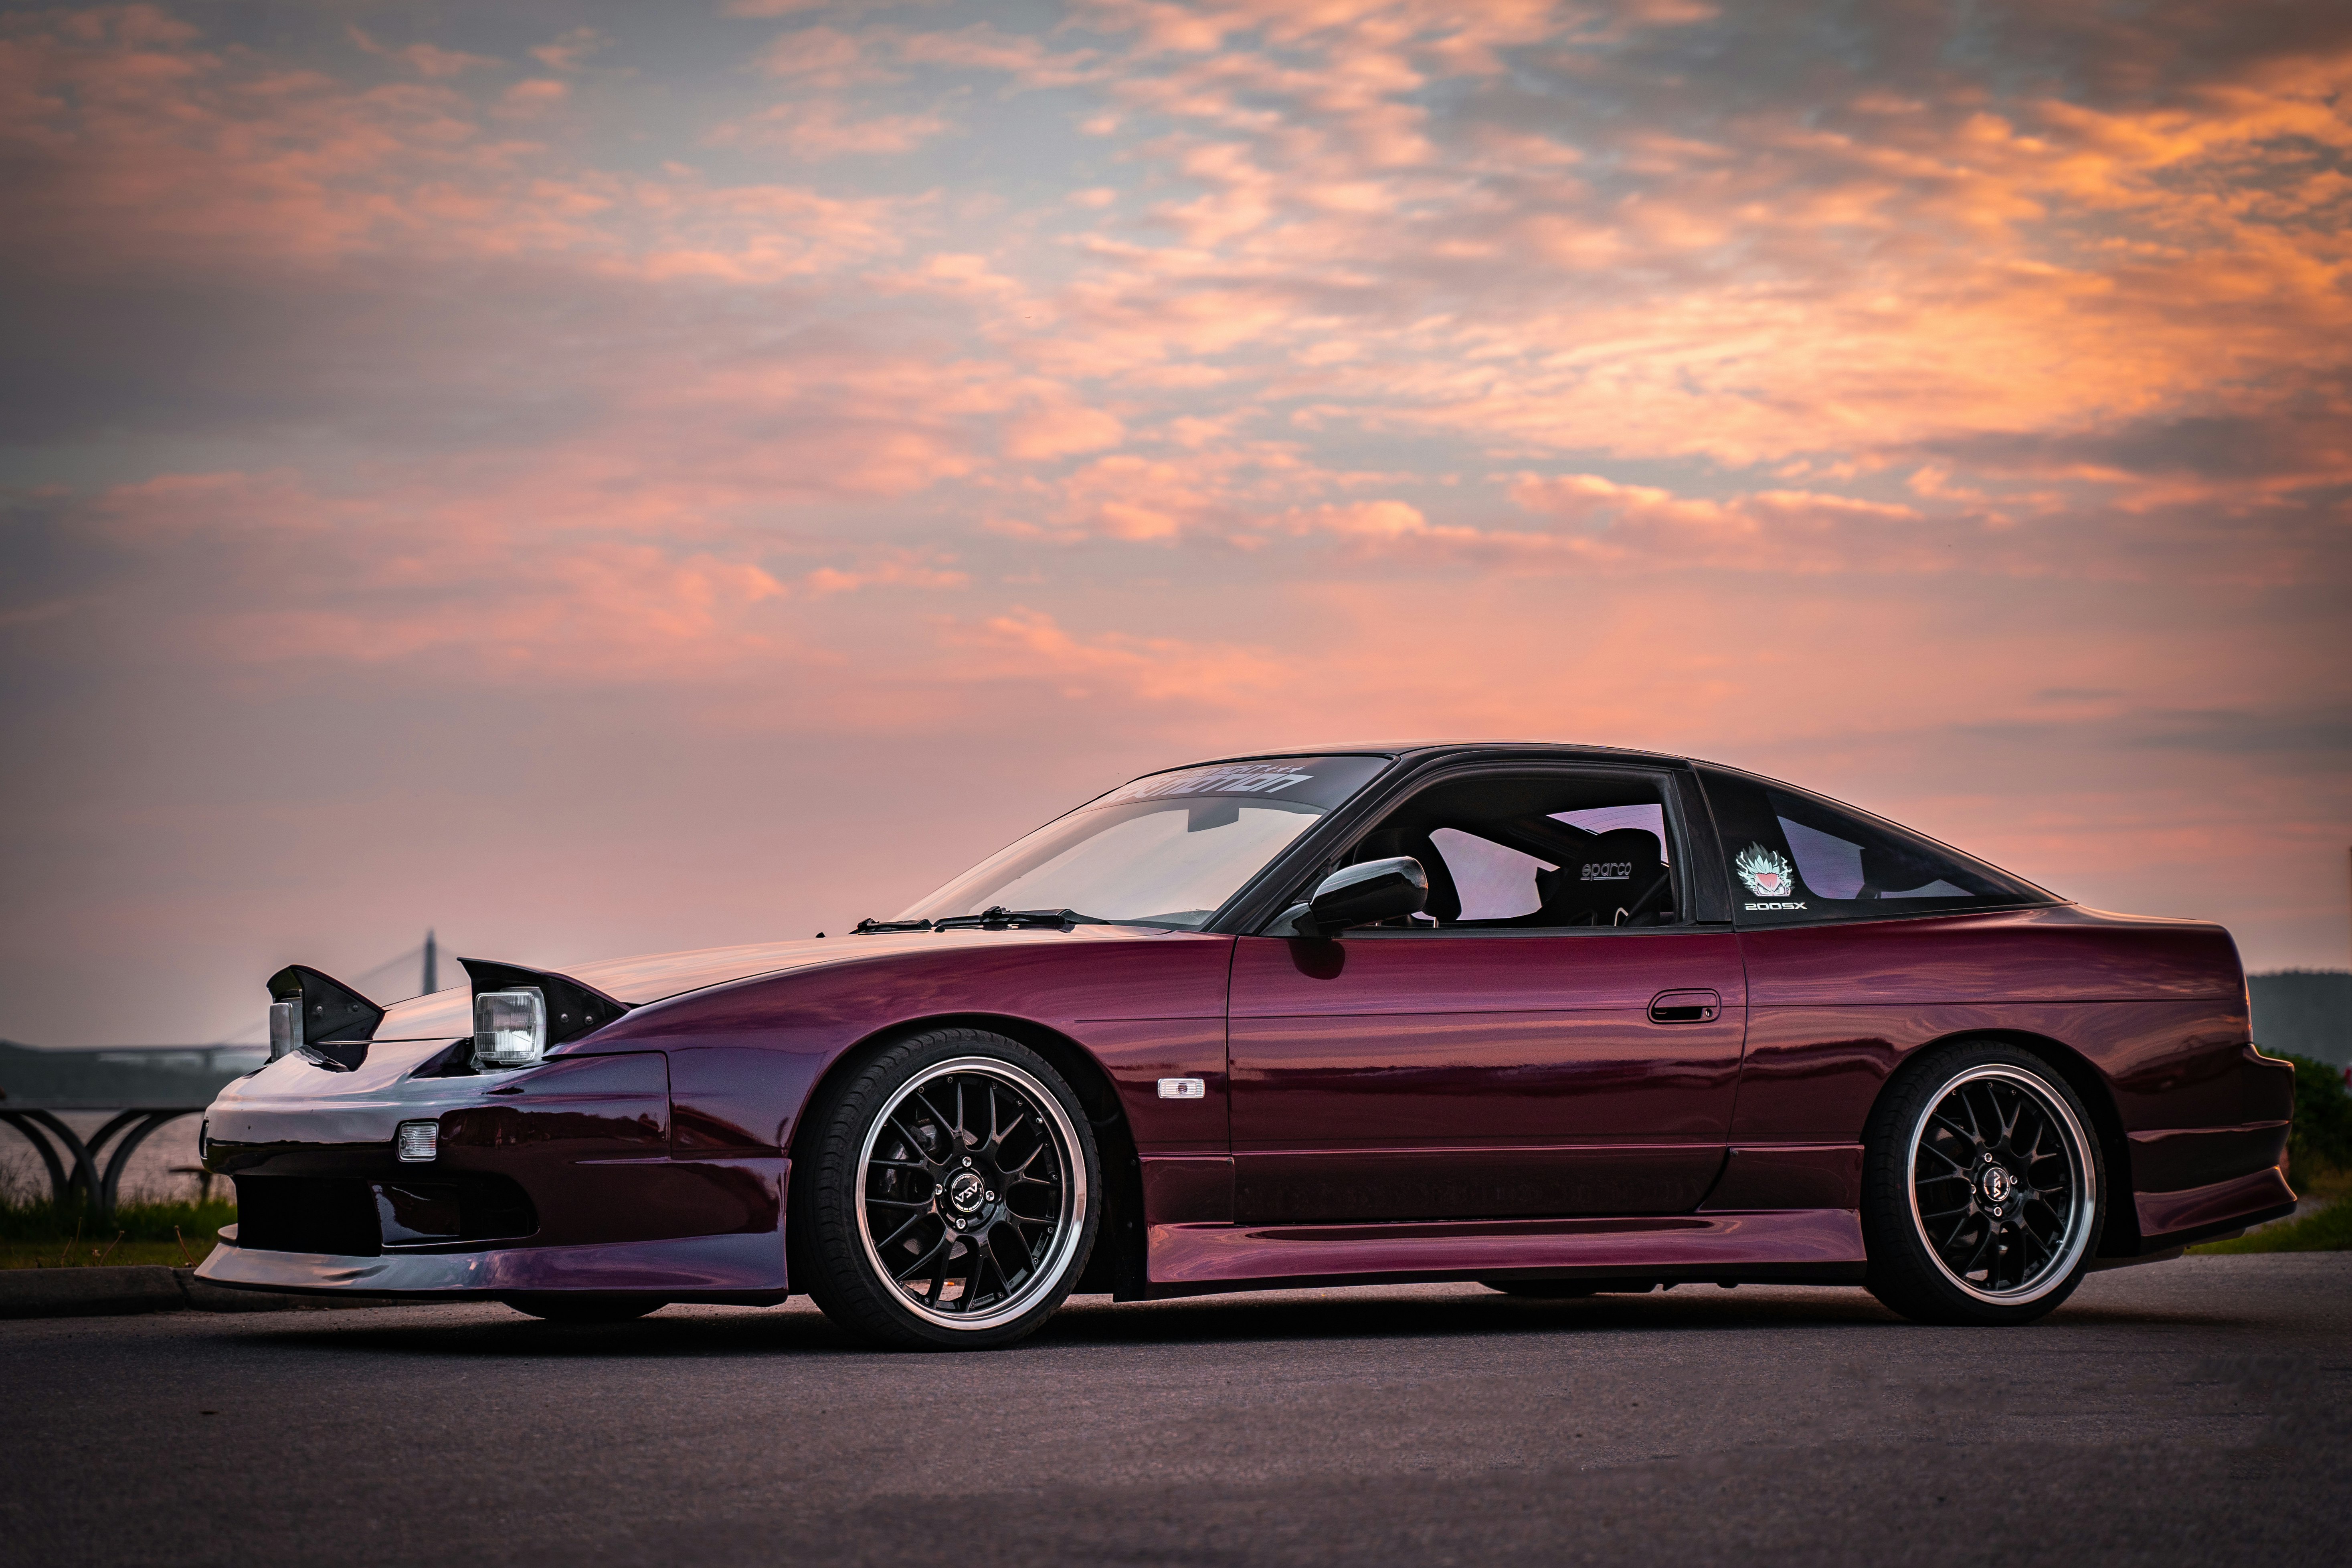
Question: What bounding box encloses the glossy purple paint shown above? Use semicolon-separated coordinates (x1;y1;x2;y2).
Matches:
1148;1209;1868;1289
1229;930;1745;1223
196;743;2300;1309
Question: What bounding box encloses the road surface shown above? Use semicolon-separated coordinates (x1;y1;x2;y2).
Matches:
4;1255;2345;1566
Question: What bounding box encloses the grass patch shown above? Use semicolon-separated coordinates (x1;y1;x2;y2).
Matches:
0;1194;234;1269
1;1238;219;1269
2192;1198;2352;1254
2190;1165;2352;1255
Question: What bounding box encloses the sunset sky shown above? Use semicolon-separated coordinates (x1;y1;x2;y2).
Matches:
2;0;2347;1046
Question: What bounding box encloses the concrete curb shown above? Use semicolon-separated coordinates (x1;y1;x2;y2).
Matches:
0;1265;403;1320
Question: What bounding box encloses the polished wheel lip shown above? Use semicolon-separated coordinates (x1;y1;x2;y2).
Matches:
1906;1063;2095;1307
853;1054;1088;1332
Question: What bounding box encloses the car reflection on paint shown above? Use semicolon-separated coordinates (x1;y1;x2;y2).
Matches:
198;743;2297;1347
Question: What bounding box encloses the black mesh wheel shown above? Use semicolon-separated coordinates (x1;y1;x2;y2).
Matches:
791;1028;1100;1350
1863;1040;2105;1325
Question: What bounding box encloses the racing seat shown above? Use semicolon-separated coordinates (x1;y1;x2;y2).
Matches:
1530;829;1670;926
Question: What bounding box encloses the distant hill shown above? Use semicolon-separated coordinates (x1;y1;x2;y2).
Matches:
2249;972;2352;1066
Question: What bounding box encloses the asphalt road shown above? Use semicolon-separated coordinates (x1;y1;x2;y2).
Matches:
4;1256;2346;1568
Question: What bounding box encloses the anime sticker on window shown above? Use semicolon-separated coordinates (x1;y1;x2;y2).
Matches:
1733;844;1803;910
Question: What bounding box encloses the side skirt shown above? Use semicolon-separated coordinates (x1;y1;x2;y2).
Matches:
1143;1208;1867;1297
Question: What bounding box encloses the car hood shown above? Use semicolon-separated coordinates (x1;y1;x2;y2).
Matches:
367;927;1178;1040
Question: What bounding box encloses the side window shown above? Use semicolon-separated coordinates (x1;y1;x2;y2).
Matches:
1427;828;1549;920
1696;765;2053;927
1341;771;1685;930
1778;818;1968;899
1554;803;1668;866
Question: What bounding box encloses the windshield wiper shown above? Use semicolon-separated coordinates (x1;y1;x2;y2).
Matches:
929;906;1106;931
851;917;934;934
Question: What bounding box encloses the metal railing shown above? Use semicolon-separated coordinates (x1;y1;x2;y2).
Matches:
4;934;445;1220
0;1044;265;1220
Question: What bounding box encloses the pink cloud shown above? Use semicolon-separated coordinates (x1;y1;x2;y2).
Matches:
529;28;609;73
945;607;1288;706
706;99;950;158
348;26;498;80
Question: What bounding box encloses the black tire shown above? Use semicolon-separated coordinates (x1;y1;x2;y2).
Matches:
500;1294;666;1323
790;1028;1101;1350
1480;1280;1599;1299
1862;1040;2106;1326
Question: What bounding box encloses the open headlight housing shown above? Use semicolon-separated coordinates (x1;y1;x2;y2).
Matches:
473;987;548;1069
267;999;302;1061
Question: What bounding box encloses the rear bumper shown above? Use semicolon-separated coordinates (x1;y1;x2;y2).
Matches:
2132;1164;2298;1251
2121;1105;2295;1252
194;1228;789;1303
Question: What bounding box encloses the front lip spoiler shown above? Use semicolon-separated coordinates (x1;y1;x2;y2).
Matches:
196;1233;791;1303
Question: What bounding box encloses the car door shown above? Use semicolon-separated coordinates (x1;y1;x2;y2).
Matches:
1226;766;1747;1224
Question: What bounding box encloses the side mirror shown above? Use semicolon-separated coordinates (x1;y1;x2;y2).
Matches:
1287;856;1428;936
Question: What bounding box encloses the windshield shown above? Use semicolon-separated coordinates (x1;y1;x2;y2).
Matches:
898;756;1391;929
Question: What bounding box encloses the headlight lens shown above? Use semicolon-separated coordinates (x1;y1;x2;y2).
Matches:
473;987;547;1069
268;999;302;1060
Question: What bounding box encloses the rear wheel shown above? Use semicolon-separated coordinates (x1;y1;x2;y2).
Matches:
1863;1041;2105;1325
500;1294;665;1323
791;1028;1100;1350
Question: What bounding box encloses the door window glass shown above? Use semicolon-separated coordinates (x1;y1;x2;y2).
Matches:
1553;803;1668;865
1334;772;1684;929
1428;828;1551;920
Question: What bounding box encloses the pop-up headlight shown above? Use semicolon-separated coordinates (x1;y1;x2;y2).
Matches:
262;965;383;1070
473;987;547;1069
268;999;302;1061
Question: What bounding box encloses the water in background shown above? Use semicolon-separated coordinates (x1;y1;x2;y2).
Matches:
0;1113;218;1206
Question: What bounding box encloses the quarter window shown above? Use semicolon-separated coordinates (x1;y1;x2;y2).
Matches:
1696;765;2053;927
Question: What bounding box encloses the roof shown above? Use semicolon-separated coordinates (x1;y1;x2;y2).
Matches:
1163;740;1692;770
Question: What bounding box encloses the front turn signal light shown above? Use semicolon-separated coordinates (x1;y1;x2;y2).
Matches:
473;987;547;1069
396;1120;439;1162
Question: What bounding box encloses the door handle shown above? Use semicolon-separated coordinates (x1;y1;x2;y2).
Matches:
1648;989;1721;1024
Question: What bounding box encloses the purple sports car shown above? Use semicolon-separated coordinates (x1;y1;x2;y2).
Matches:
198;743;2296;1347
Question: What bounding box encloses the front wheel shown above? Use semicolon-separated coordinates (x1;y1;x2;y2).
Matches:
791;1029;1100;1350
1862;1041;2106;1326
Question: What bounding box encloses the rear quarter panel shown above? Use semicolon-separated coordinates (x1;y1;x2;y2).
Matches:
1733;904;2291;1248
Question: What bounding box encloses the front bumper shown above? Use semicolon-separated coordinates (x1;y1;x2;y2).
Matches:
200;1044;789;1298
196;1229;791;1303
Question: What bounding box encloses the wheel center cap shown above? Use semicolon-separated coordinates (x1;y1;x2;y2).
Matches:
944;1169;986;1214
1978;1164;2015;1208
